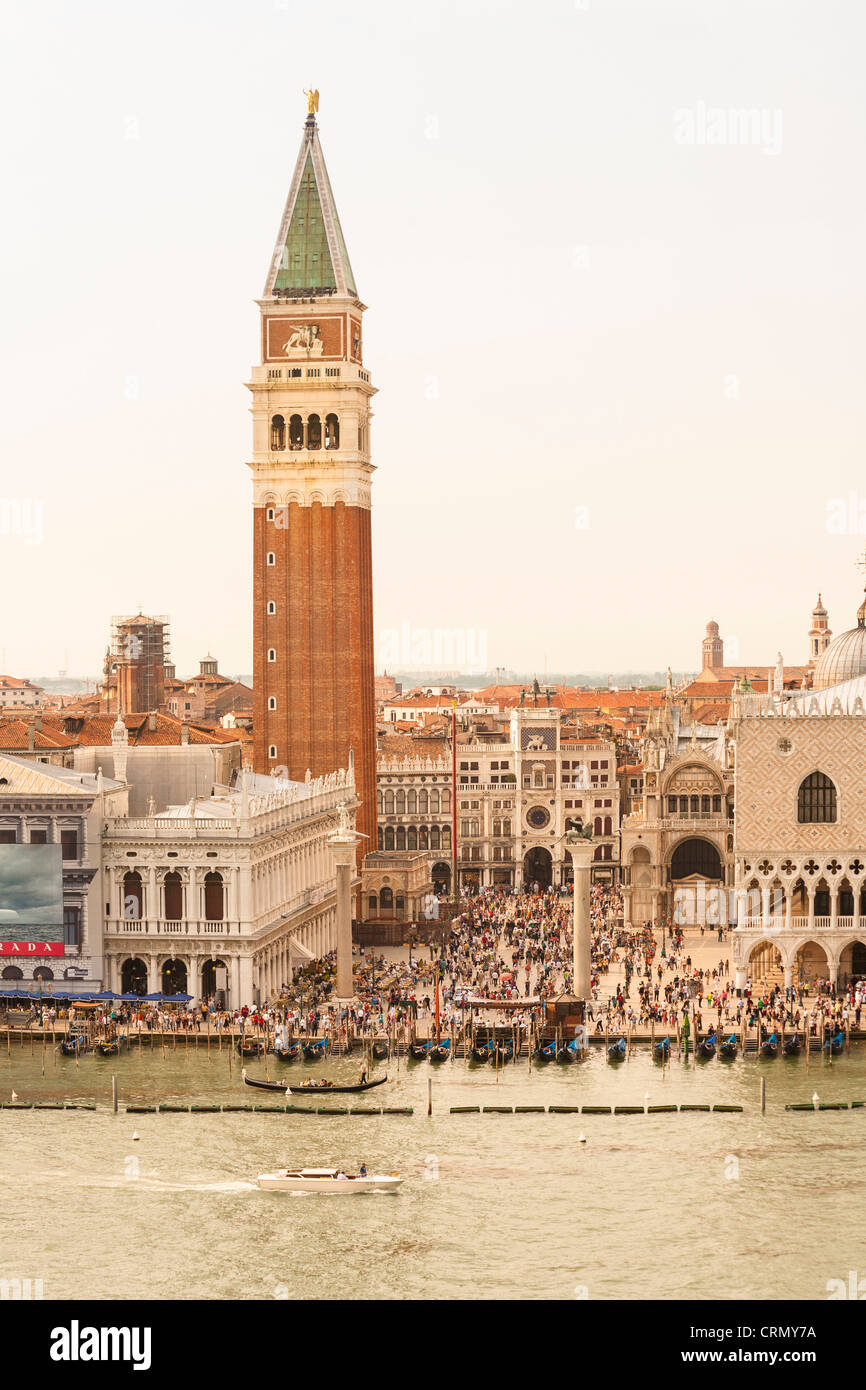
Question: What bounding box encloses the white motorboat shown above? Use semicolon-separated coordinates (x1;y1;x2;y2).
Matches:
255;1166;403;1193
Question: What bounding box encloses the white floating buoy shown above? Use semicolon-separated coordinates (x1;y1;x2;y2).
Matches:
132;1130;140;1141
578;1132;586;1143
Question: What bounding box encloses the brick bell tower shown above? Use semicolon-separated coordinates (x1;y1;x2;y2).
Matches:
248;93;377;856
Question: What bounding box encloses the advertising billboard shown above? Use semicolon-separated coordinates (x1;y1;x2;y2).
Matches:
0;843;65;957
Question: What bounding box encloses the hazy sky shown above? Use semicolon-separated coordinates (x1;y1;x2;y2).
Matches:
2;0;866;683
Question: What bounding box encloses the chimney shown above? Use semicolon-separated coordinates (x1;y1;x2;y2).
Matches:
27;721;35;753
180;721;190;746
148;712;157;732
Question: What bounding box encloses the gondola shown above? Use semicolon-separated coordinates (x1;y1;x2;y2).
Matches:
608;1037;626;1061
555;1043;573;1063
470;1043;492;1064
59;1036;87;1056
491;1040;513;1064
430;1039;451;1061
409;1040;432;1060
534;1040;556;1063
823;1031;844;1055
242;1069;388;1095
719;1035;738;1059
653;1036;670;1060
698;1033;717;1059
782;1034;801;1057
272;1044;300;1062
95;1040;120;1056
372;1042;389;1060
237;1039;265;1057
566;1038;586;1060
303;1038;329;1060
760;1032;778;1058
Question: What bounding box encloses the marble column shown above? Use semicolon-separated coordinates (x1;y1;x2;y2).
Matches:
568;836;593;1000
329;826;361;1000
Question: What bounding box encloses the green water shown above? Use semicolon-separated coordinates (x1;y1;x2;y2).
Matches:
1;1040;864;1301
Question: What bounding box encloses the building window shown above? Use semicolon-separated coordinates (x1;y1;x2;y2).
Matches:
30;829;48;844
307;413;322;449
164;871;183;920
268;697;277;711
266;507;275;521
325;413;340;449
270;414;286;450
267;649;276;662
266;552;275;566
204;871;224;922
63;906;81;947
123;871;143;921
798;772;837;823
268;745;277;759
61;829;78;861
267;601;276;615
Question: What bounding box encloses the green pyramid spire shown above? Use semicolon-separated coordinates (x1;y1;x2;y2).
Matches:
267;116;357;298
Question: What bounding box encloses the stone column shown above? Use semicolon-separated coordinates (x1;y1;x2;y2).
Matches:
238;953;253;1008
568;836;593;1000
808;887;816;934
329;826;361;1001
785;889;793;932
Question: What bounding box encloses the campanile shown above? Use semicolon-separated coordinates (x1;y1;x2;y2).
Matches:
248;95;377;852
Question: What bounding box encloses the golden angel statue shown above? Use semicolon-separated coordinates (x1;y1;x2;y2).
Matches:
304;88;319;116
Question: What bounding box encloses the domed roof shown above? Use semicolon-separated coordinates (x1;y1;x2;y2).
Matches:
813;592;866;689
705;619;720;637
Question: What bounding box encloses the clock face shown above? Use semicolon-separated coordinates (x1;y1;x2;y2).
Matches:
527;806;550;830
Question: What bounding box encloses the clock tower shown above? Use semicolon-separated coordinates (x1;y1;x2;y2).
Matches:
248;100;377;855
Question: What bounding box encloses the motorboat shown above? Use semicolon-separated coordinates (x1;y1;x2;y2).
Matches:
255;1167;403;1193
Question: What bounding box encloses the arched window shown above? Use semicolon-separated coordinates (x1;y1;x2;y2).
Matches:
377;827;383;849
430;826;440;850
427;789;437;814
713;794;722;813
268;745;277;759
384;790;394;815
270;414;286;450
701;795;710;814
384;826;395;850
441;789;451;814
594;817;602;836
492;818;501;837
396;826;406;850
164;871;183;920
204;871;224;922
441;825;451;850
123;871;143;921
407;827;417;850
377;791;383;815
33;966;54;981
502;818;511;836
407;789;417;814
690;795;699;815
419;826;429;850
798;772;837;823
289;414;304;449
267;600;276;614
679;796;688;815
1;965;23;980
266;552;275;566
325;413;339;449
380;886;393;912
268;696;277;710
368;894;378;913
307;414;322;449
267;649;276;662
603;816;612;835
395;789;406;814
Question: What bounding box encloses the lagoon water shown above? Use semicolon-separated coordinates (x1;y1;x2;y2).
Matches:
1;1039;864;1301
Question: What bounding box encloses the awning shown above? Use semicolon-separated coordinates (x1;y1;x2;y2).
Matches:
289;938;316;961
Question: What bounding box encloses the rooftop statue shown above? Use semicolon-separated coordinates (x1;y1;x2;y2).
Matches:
304;87;319;116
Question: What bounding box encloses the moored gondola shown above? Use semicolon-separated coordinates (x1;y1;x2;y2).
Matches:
302;1038;329;1060
273;1043;300;1062
760;1032;778;1058
491;1039;513;1064
608;1037;626;1061
237;1039;265;1057
430;1039;451;1061
59;1035;87;1056
409;1040;432;1060
653;1036;670;1060
534;1040;556;1063
719;1035;738;1059
95;1040;120;1057
470;1042;492;1064
823;1030;844;1055
242;1069;388;1095
782;1034;801;1057
565;1038;586;1061
698;1033;717;1059
372;1042;389;1060
555;1043;573;1063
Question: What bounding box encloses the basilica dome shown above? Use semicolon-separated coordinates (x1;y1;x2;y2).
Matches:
812;592;866;689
